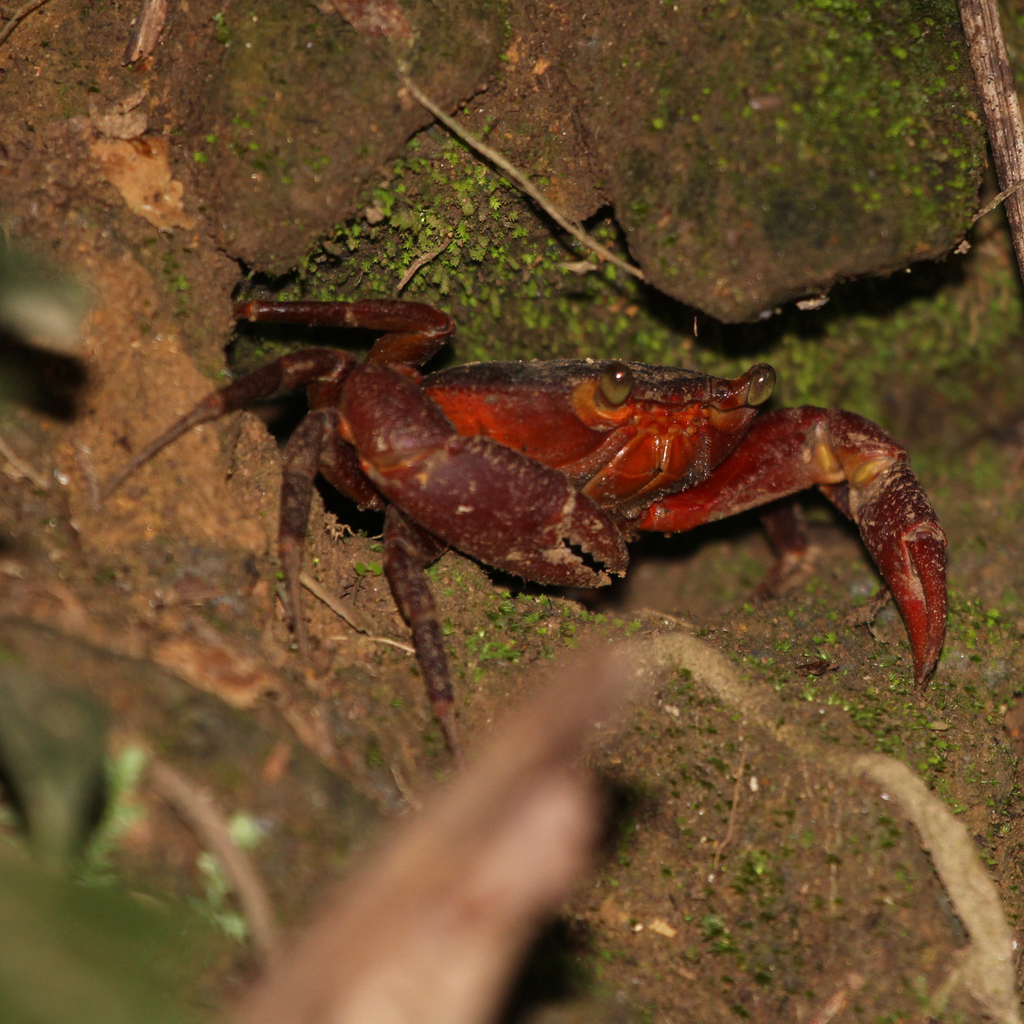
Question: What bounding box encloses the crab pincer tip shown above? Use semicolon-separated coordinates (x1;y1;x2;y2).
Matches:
904;530;948;691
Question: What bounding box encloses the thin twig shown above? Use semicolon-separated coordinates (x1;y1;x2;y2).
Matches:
807;974;864;1024
0;0;51;47
971;176;1024;224
300;572;373;634
958;0;1024;278
122;0;167;65
397;240;450;292
711;735;745;877
806;987;849;1024
331;633;416;655
840;586;892;629
294;574;412;652
390;762;422;810
0;435;49;490
72;441;100;511
148;758;280;965
397;73;646;283
368;635;415;653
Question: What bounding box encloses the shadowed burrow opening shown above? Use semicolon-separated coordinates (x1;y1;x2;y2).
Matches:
497;774;659;1023
499;916;596;1024
580;493;870;620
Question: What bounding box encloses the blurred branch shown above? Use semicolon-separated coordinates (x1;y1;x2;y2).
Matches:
149;759;280;966
233;648;640;1024
0;0;52;48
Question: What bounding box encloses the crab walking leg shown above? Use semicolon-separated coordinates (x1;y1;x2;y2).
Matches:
316;427;385;512
382;507;458;754
339;363;628;755
234;299;454;367
102;348;357;499
635;408;947;686
754;500;812;597
102;348;361;659
277;411;334;659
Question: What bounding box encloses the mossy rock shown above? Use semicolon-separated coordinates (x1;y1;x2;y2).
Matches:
582;0;987;321
155;0;984;323
170;0;506;271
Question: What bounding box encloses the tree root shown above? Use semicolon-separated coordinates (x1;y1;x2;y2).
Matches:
622;631;1020;1024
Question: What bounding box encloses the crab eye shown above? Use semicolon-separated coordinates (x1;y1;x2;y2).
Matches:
598;362;634;407
745;364;776;406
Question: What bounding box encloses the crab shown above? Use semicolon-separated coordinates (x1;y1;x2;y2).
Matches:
105;299;947;753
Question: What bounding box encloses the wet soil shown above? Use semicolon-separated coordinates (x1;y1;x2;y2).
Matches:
1;2;1024;1023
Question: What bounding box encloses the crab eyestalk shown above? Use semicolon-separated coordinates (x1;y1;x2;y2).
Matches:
704;364;776;446
711;364;776;412
743;364;776;407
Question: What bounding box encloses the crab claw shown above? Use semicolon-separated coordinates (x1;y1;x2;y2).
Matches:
375;433;629;588
343;364;629;588
825;458;947;688
634;407;946;687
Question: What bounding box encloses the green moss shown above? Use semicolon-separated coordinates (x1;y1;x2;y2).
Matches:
233;127;701;367
181;0;506;273
581;0;986;319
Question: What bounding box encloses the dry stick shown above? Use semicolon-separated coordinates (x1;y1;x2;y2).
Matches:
972;176;1024;224
0;435;49;490
806;977;866;1024
390;762;422;811
299;571;373;635
72;441;100;512
361;634;415;654
711;735;745;877
122;0;167;64
330;631;415;654
958;0;1024;278
297;572;416;653
398;73;646;283
0;0;51;46
149;758;280;966
397;240;450;292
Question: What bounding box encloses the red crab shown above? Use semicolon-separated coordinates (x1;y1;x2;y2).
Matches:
105;299;947;752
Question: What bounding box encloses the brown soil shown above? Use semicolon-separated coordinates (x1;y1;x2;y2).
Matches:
1;2;1023;1024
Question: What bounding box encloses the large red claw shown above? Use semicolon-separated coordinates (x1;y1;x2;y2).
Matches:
837;460;947;687
343;364;628;588
372;435;629;589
